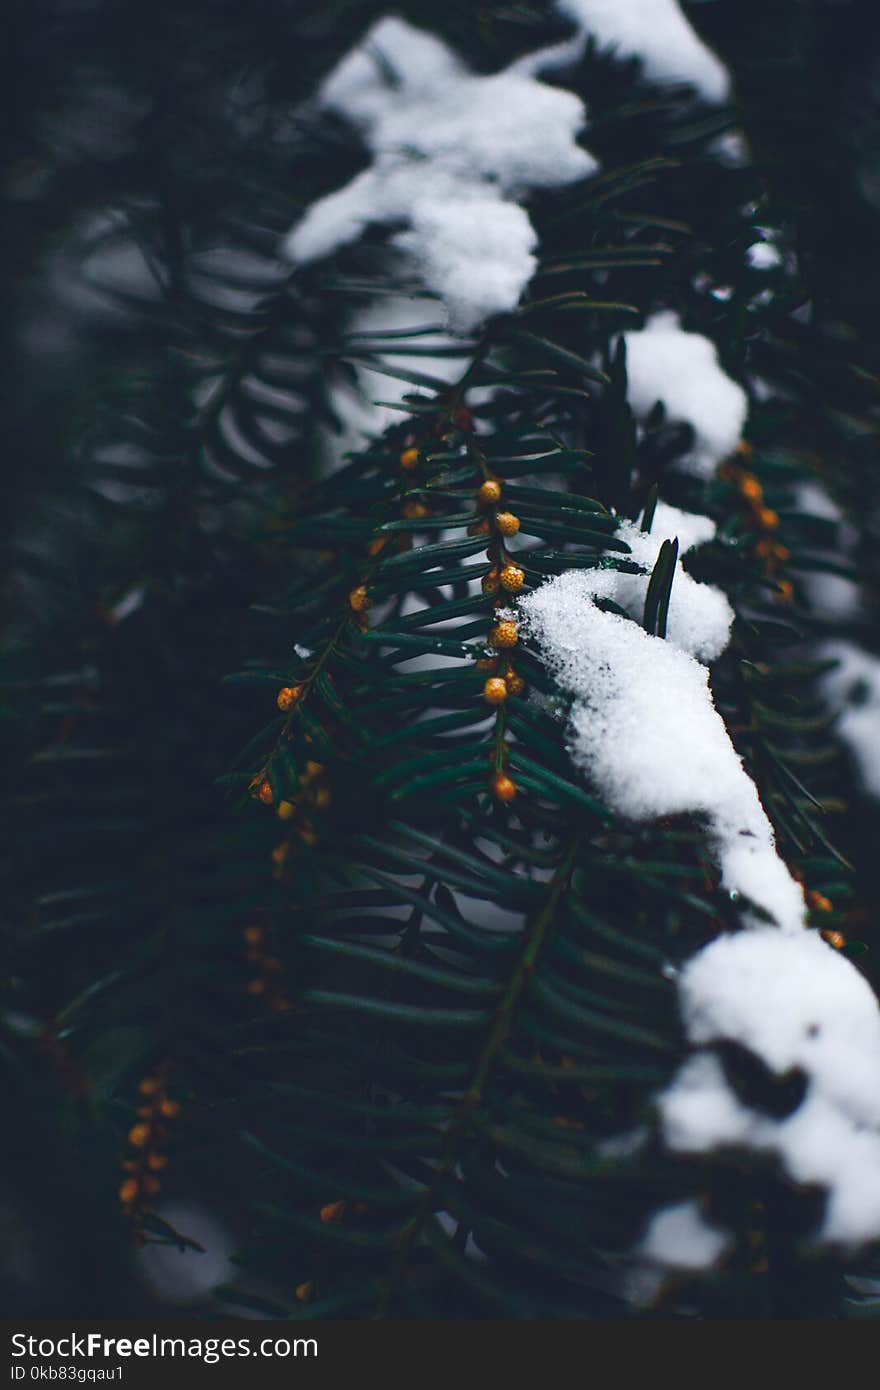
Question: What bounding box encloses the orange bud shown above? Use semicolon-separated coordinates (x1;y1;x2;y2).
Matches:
489;620;519;649
483;677;508;706
276;685;302;712
258;781;273;806
500;564;525;593
807;891;833;914
740;475;763;504
492;773;517;804
295;1281;313;1303
403;500;430;522
349;586;370;614
119;1178;139;1206
495;511;520;537
320;1200;346;1224
399;447;420;470
128;1123;150;1149
477;479;502;505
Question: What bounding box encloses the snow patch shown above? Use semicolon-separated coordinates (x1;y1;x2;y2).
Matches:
746;240;783;271
819;641;880;798
791;482;862;622
660;928;880;1247
602;500;733;662
639;1199;731;1270
520;0;731;105
620;312;748;478
284;17;597;334
518;526;804;931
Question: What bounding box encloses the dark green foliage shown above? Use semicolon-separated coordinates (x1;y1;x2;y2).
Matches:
2;0;880;1320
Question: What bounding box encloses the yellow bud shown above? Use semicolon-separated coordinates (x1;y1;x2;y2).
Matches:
492;774;517;804
500;564;525;593
489;620;518;649
320;1200;346;1224
477;479;502;505
740;475;763;504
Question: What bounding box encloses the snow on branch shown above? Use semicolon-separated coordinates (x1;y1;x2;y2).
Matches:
638;1199;730;1273
523;501;880;1258
520;0;731;105
620;312;748;478
819;641;880;798
660;928;880;1247
519;505;805;933
283;17;597;334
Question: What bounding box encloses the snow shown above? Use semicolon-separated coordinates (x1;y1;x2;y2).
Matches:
791;482;862;622
518;524;805;932
712;129;750;168
520;0;731;105
603;500;734;663
639;1200;730;1270
659;928;880;1247
620;312;748;477
284;17;597;334
819;641;880;798
796;479;843;524
519;495;880;1257
746;240;783;270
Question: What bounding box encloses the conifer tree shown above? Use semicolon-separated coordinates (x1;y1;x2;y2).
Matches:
3;0;880;1319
